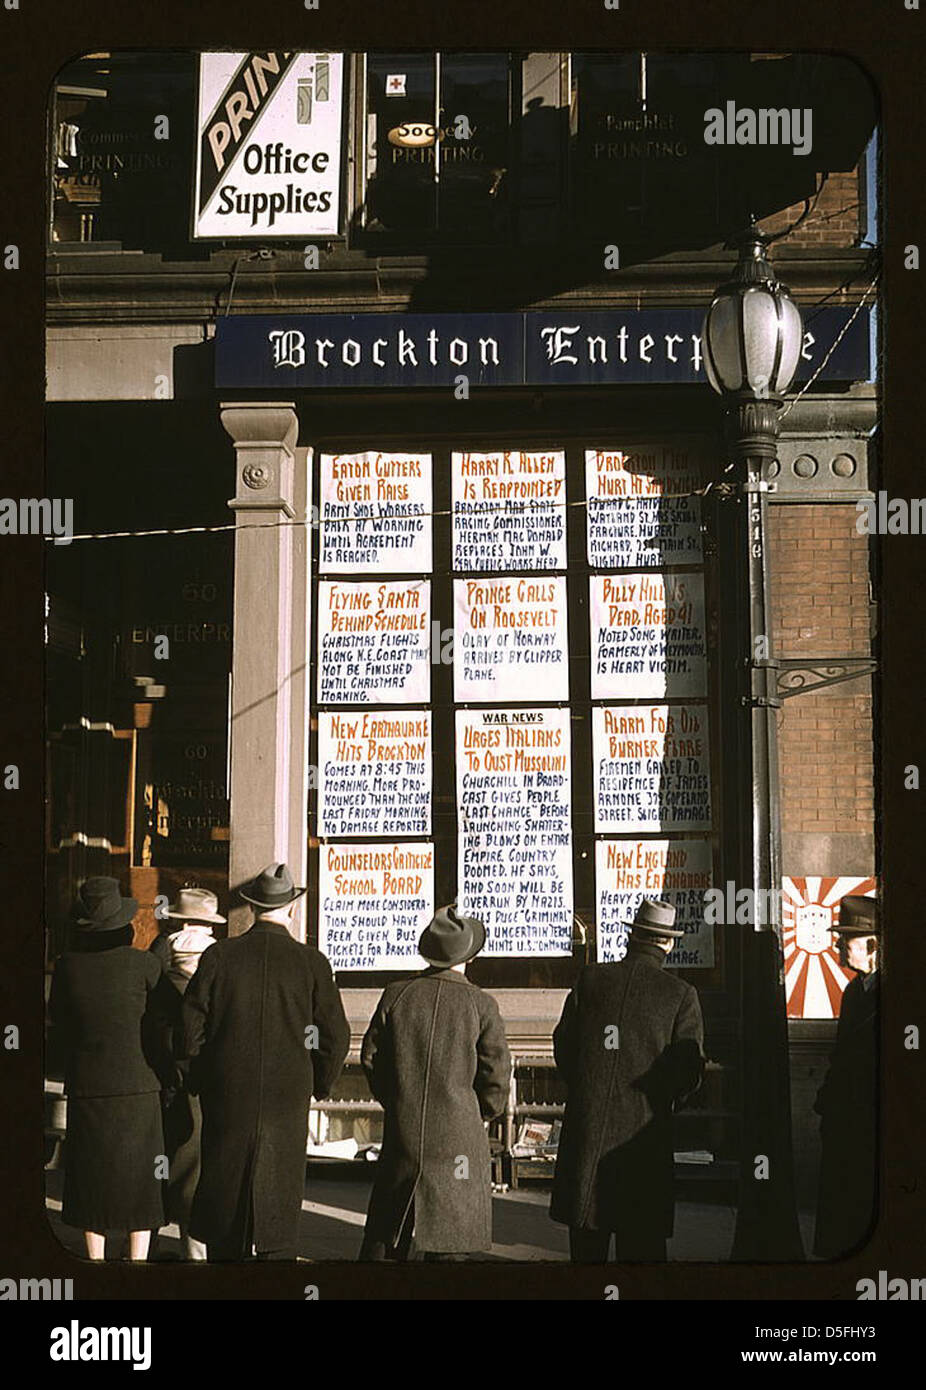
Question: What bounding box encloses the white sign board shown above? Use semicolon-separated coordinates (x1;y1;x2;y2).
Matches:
452;450;567;572
595;838;714;967
585;446;704;569
317;579;430;705
194;52;343;239
320;451;432;574
589;571;707;699
318;711;431;837
453;576;569;702
457;708;573;957
592;704;712;834
319;843;434;971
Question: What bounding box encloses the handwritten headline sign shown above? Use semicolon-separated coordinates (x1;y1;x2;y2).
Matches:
590;571;707;699
318;711;431;837
585;446;705;569
453;576;569;702
596;838;714;967
319;451;432;573
319;842;434;971
317;579;430;704
452;450;566;572
457;708;573;957
592;704;712;834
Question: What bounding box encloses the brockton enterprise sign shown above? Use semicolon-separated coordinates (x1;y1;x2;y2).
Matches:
215;308;871;389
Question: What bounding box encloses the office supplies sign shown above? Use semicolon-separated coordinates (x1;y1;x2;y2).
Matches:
194;52;344;239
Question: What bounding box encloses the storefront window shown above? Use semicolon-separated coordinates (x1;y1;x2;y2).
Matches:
51;52;195;250
309;435;721;993
569;52;731;246
361;52;512;241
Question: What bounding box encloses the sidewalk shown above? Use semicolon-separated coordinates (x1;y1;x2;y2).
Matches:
46;1165;813;1262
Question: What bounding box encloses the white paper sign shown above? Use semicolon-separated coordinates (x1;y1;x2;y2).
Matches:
319;842;434;971
452;450;567;571
595;838;714;967
320;452;432;573
589;571;707;699
453;576;569;702
585;446;704;568
318;711;431;837
194;52;343;239
592;704;712;834
457;708;573;957
318;579;430;705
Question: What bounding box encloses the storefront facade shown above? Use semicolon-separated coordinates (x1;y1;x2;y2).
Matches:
46;49;878;1205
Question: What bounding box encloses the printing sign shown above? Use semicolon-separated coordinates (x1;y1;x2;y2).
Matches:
194;52;343;239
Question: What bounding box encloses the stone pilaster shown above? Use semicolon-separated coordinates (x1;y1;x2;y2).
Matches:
221;403;310;939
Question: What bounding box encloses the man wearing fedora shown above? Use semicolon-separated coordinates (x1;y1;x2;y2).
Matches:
180;863;350;1260
813;892;880;1259
149;886;225;1261
550;899;705;1262
359;905;511;1261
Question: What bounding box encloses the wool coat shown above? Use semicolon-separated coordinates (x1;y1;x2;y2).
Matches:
180;921;350;1253
550;942;705;1237
48;934;179;1231
361;968;511;1255
813;971;878;1258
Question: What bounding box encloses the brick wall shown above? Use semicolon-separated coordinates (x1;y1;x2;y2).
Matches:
767;503;875;867
760;168;864;248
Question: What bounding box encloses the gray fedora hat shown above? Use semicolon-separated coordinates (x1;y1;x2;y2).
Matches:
626;897;686;938
165;886;226;925
418;904;486;967
239;862;306;910
72;876;138;933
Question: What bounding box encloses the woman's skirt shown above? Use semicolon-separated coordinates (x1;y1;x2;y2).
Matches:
62;1092;166;1232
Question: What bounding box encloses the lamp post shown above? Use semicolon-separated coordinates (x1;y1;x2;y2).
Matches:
702;223;805;1260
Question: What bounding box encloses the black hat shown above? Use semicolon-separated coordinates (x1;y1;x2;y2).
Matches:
418;904;486;967
626;897;686;939
834;894;880;936
239;862;306;910
72;876;138;933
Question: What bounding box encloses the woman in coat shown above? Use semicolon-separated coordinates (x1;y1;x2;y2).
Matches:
49;876;178;1260
359;906;511;1261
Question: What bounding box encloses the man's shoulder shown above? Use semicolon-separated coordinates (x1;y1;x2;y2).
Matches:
579;958;696;1000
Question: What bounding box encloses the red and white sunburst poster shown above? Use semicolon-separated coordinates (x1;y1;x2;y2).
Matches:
783;876;877;1019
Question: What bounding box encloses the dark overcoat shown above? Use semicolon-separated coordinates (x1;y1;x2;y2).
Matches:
550;942;705;1236
180;921;350;1252
361;968;511;1254
48;936;179;1231
813;971;878;1258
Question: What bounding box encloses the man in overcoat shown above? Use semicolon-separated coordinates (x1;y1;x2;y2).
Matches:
181;863;350;1260
813;893;880;1259
550;899;705;1262
359;905;511;1261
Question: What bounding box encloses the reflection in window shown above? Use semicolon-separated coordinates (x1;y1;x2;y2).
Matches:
51;52;194;250
362;53;511;241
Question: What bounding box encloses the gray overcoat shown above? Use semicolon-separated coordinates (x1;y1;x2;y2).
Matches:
361;968;511;1255
550;941;705;1237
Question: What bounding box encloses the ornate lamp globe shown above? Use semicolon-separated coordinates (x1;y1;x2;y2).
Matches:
701;224;804;403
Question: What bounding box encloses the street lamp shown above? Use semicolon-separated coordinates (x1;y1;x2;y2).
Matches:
702;222;805;1261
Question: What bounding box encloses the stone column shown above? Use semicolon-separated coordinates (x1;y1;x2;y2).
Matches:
221;403;311;939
